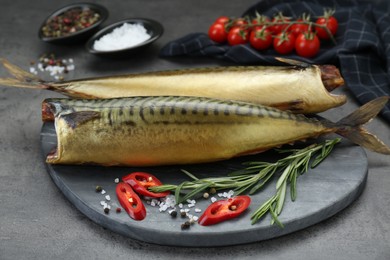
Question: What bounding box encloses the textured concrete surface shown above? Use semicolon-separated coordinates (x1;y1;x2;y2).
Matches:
0;0;389;259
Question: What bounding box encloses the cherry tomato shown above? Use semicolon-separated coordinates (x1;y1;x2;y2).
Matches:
227;26;249;45
295;32;320;58
233;18;248;27
290;18;310;37
122;172;169;198
273;32;296;54
208;22;228;43
249;27;272;50
116;182;146;221
214;16;230;25
198;195;251;226
315;16;338;40
251;15;270;30
269;15;290;35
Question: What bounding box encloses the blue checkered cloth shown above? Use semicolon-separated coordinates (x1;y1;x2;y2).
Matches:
160;0;390;123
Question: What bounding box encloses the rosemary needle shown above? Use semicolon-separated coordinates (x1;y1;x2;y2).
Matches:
149;138;341;225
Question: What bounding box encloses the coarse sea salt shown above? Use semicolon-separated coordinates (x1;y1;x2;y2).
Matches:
93;23;151;51
29;57;75;81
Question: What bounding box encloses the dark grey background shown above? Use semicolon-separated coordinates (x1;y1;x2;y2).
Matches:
0;0;389;259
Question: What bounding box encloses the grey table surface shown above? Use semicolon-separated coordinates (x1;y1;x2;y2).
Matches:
0;0;389;259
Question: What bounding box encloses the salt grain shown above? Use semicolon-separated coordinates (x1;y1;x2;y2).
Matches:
29;67;37;75
93;23;151;51
211;197;217;203
105;195;111;201
164;195;176;208
186;199;196;204
159;204;168;212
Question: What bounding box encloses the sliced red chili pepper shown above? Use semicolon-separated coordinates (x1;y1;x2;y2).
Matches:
122;172;170;198
116;182;146;221
198;195;251;226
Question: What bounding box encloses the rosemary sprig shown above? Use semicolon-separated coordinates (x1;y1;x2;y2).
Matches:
249;138;341;225
149;138;341;225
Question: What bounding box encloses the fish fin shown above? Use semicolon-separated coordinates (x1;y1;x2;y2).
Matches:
337;96;389;126
61;111;101;129
271;99;305;113
334;96;390;154
274;57;311;69
0;58;47;89
338;127;390;154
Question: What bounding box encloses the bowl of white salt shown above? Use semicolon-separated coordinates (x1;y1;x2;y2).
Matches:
86;18;163;57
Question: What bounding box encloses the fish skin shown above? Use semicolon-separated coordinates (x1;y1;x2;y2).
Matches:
43;96;390;167
1;58;346;114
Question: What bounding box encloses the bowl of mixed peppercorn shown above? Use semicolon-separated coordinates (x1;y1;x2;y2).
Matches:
39;3;109;44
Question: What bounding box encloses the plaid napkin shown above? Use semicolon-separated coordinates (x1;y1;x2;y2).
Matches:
160;0;390;123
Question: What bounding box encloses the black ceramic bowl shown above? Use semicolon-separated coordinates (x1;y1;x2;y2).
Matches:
86;18;163;57
38;2;108;44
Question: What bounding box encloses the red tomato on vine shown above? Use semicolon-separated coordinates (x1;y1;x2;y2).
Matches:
290;18;310;36
208;23;228;43
228;26;249;45
315;10;338;40
214;16;230;25
249;27;272;50
273;32;295;54
295;32;320;58
269;14;290;35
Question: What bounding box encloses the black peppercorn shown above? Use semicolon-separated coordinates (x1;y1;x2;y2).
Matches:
170;210;177;218
95;185;103;192
104;208;109;214
181;221;191;230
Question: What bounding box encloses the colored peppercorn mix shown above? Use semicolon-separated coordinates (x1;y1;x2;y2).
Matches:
41;7;101;38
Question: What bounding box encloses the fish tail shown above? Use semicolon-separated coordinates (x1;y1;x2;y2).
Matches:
0;58;48;90
332;96;390;154
274;57;311;68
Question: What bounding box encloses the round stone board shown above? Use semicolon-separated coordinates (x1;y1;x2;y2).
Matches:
40;122;368;247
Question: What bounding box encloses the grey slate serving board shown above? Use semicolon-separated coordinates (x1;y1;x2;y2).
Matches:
40;122;368;247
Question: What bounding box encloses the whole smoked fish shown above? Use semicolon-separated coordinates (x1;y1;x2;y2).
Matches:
0;58;345;114
42;95;390;166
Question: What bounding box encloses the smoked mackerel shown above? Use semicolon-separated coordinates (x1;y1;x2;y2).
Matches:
1;58;346;114
42;95;390;166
